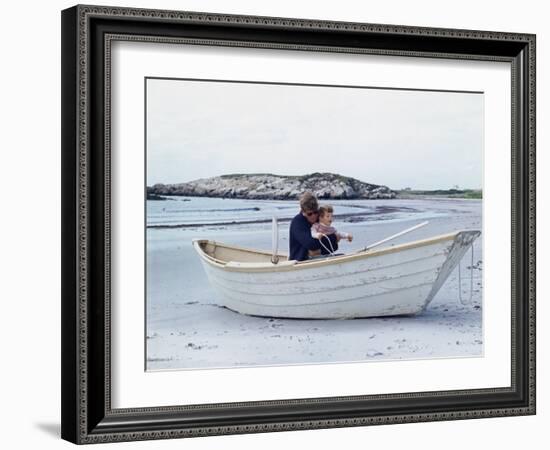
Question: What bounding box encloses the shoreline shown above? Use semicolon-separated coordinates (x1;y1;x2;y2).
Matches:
148;192;482;202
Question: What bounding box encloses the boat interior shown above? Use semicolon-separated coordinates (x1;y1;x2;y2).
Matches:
197;240;289;264
195;239;368;269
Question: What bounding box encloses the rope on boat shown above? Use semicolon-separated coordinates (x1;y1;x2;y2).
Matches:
458;241;475;305
318;234;336;255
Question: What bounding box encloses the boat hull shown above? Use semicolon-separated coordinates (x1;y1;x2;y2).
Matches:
193;230;480;319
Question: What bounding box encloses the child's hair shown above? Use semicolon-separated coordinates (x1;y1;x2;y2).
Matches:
318;205;333;217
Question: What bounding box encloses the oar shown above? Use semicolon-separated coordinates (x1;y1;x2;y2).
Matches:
359;221;429;252
271;216;279;264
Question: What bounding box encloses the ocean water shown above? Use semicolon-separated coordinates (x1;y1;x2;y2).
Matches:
146;196;456;229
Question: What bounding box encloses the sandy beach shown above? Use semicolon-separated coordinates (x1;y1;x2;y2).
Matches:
146;197;483;371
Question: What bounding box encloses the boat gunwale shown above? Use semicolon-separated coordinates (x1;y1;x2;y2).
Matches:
192;230;471;273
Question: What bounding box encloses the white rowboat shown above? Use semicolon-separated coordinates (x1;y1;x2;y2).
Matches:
192;230;480;319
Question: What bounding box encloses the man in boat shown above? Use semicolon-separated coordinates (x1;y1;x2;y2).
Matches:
289;192;339;261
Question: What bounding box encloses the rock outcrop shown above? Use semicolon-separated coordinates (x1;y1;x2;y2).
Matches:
147;173;396;200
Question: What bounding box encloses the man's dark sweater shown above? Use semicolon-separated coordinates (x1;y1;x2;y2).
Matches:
289;213;321;261
289;213;339;261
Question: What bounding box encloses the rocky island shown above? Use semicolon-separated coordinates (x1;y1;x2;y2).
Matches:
147;173;396;200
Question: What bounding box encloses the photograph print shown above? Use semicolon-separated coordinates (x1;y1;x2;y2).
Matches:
145;77;483;371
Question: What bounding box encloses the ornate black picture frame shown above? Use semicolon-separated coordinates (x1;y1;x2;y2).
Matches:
61;4;535;444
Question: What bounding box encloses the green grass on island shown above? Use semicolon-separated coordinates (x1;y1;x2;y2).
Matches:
396;189;482;199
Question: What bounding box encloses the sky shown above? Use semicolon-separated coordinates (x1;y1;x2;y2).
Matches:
146;78;483;190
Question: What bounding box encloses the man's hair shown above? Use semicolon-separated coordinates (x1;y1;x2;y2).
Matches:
318;205;334;217
299;192;319;212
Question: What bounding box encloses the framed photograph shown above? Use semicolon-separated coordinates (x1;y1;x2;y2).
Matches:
61;4;536;444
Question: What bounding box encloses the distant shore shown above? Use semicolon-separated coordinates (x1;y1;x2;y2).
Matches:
395;189;482;199
148;190;482;202
147;171;481;202
147;172;396;200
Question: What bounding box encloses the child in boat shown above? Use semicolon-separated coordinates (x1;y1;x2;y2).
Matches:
309;205;353;257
